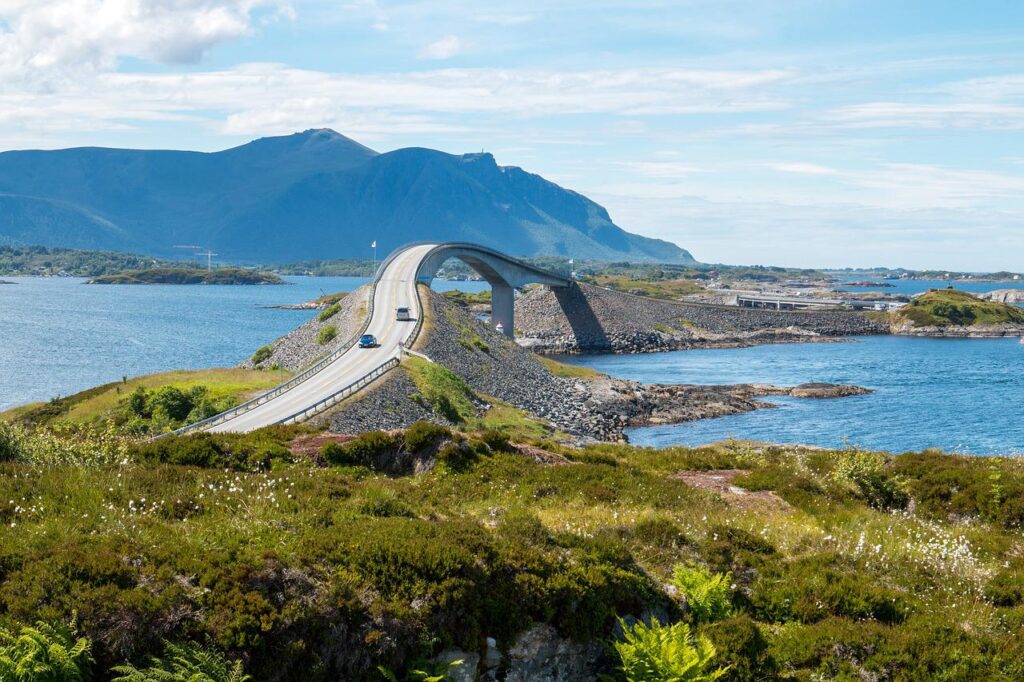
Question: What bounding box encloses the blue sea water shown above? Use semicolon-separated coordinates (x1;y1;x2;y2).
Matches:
0;276;488;411
834;277;1024;296
559;336;1024;456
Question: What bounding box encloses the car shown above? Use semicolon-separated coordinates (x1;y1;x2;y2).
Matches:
396;307;412;321
358;334;378;348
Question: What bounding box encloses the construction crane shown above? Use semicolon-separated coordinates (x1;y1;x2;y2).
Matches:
197;250;218;271
173;245;201;266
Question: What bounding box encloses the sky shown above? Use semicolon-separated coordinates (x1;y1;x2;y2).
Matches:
1;1;1024;270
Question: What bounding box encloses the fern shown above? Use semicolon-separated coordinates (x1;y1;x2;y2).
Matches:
609;618;728;682
111;641;249;682
670;564;733;624
0;617;93;681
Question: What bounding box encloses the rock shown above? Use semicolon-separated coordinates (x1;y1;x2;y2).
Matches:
979;289;1024;304
482;637;502;669
515;282;888;354
430;649;480;682
490;623;602;682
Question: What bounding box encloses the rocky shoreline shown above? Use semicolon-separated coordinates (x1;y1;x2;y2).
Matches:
515;282;888;354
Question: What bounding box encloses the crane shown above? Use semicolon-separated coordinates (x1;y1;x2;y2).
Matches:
197;250;218;271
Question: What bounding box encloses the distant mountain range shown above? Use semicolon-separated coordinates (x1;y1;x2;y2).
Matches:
0;130;693;264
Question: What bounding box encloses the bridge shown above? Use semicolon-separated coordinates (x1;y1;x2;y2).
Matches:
178;242;570;434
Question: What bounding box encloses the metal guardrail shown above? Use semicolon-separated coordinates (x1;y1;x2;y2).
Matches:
278;357;399;424
166;273;384;437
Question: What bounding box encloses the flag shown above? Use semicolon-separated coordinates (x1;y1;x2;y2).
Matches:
371;240;377;248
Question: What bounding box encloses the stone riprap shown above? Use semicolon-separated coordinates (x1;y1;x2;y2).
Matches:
240;286;369;371
515;282;889;354
318;288;871;443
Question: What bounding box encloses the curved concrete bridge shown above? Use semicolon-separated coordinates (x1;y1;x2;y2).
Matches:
181;242;569;434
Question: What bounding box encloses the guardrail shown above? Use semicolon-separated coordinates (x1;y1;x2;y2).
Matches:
165;275;383;437
279;357;399;425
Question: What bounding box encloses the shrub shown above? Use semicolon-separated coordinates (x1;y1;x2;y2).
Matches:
323;431;397;467
403;420;450;453
317;303;341;322
111;640;250;682
0;618;93;681
832;449;909;510
316;324;338;345
700;616;777;681
436;441;478;472
633;517;690;549
671;564;733;625
609;617;728;681
251;345;273;365
133;430;294;470
0;422;24;462
476;428;514;453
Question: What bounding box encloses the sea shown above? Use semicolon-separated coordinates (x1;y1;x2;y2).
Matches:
0;276;487;412
2;276;1023;456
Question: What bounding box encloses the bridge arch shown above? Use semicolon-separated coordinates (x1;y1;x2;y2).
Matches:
409;242;571;338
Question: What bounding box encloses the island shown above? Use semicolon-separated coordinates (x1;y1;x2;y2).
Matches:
87;267;286;285
889;288;1024;337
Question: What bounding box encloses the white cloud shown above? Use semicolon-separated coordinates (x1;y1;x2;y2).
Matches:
770;162;838;175
0;0;291;79
823;102;1024;130
621;161;706;178
418;34;463;60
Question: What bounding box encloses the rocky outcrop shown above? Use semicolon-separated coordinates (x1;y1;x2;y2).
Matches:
890;317;1024;338
980;289;1024;304
515;282;888;354
240;286;369;370
585;380;871;431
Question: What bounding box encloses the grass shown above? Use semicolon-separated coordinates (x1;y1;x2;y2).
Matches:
440;289;492;308
895;288;1024;327
1;368;292;428
2;432;1024;679
537;355;604;379
589;274;705;300
403;356;478;423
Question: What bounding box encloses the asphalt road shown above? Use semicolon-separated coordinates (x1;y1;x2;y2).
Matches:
208;243;435;433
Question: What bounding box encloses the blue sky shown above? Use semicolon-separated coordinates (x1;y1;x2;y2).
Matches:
2;1;1024;269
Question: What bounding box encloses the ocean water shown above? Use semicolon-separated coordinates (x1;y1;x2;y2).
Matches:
559;336;1024;456
834;277;1024;296
0;276;488;410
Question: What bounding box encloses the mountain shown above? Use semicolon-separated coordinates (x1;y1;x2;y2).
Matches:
0;129;694;264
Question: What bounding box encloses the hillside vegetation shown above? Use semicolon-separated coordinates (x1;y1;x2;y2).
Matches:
88;267;286;285
1;368;291;434
0;418;1022;679
896;288;1024;327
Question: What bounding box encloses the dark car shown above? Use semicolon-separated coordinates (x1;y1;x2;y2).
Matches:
358;334;378;348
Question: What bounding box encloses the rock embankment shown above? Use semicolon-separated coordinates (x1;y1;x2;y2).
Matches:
320;288;872;442
515;282;888;354
240;286;369;370
890;318;1024;338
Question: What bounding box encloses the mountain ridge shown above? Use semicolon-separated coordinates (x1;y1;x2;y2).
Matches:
0;129;694;264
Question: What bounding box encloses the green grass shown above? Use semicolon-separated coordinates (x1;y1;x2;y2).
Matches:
403;357;478;423
0;426;1023;679
440;290;492;308
537;355;603;379
0;368;292;428
896;288;1024;327
589;274;705;300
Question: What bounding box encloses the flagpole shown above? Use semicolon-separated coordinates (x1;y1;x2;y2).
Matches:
371;240;377;274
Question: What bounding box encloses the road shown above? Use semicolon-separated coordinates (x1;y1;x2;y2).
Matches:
208;243;435;433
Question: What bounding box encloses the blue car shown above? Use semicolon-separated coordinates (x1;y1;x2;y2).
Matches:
358;334;378;348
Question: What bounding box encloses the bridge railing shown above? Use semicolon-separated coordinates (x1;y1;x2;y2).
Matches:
165;278;382;437
279;357;400;424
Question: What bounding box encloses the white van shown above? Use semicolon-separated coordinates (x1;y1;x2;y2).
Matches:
396;307;412;321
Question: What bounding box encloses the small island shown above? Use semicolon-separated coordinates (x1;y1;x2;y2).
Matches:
890;288;1024;336
87;267;286;285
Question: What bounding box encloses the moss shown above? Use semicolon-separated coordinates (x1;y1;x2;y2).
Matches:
537;356;603;379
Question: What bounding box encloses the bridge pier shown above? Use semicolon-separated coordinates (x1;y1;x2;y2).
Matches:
491;284;515;338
